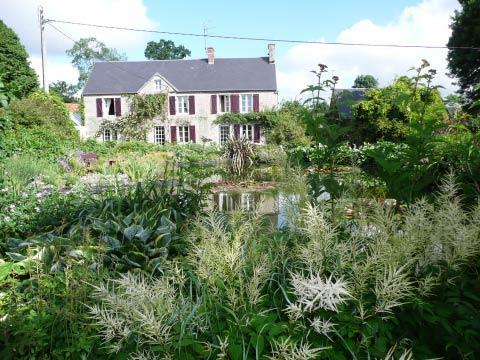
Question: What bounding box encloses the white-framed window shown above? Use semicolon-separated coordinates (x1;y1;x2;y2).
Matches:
219;95;231;113
103;129;117;142
241;124;253;141
154;126;165;144
104;98;116;115
178;126;190;143
218;192;234;211
154;79;162;91
219;125;230;145
241;193;254;211
177;96;189;114
241;94;253;113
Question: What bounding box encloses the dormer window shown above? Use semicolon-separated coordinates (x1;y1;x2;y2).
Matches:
154;79;162;91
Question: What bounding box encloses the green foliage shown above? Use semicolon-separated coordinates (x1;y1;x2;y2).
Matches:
66;37;127;87
266;102;311;146
0;126;77;162
0;80;15;108
352;74;379;88
144;39;191;60
97;93;167;141
0;262;110;359
216;103;311;147
0;20;38;100
4;91;79;140
49;80;79;103
352;75;447;144
215;110;277;125
447;0;480;111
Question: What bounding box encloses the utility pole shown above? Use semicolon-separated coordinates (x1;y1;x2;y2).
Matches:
38;6;48;93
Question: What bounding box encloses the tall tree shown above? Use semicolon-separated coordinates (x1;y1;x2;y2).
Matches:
144;39;191;60
66;37;126;88
49;81;79;103
0;20;38;100
447;0;480;110
352;74;379;88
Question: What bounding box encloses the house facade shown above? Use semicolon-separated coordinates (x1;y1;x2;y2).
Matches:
82;45;277;145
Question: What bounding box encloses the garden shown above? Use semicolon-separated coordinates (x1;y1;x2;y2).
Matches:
1;55;480;360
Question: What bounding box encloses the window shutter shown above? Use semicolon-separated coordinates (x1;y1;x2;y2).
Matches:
115;98;121;116
189;125;196;143
254;124;261;143
188;96;195;115
253;94;260;112
170;126;177;142
169;96;176;115
211;95;217;114
96;98;103;117
231;94;240;113
234;124;240;139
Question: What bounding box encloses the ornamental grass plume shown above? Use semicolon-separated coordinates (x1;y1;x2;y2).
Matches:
267;338;328;360
88;266;203;355
290;273;350;313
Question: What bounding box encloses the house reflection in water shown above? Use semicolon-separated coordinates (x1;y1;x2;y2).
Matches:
211;191;299;229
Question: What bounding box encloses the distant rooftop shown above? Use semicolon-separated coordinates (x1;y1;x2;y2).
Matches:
83;57;277;95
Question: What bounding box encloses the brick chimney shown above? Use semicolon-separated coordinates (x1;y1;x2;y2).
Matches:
268;43;275;64
207;47;215;64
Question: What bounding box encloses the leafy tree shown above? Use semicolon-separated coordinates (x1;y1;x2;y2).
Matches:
352;74;379;88
447;0;480;111
144;39;191;60
49;81;78;103
66;37;126;88
0;20;38;100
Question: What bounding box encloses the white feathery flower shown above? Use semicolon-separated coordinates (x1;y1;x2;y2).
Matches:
309;317;336;340
291;273;350;313
285;302;305;321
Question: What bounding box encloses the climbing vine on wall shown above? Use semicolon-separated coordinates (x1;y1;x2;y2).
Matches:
214;111;278;126
96;93;166;141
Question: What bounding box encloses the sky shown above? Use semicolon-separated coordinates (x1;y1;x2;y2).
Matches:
1;0;461;100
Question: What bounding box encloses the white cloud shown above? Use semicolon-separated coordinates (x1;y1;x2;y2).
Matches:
277;0;460;100
2;0;157;85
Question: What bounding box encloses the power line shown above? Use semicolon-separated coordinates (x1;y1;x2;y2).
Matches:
46;18;480;51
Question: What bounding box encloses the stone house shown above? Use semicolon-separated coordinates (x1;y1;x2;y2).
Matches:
82;44;278;145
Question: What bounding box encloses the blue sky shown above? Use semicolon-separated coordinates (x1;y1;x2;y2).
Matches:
2;0;459;99
142;0;422;60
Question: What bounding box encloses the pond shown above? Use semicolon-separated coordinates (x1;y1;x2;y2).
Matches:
185;161;305;229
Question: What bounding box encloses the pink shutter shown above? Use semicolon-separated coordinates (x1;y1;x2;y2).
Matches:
231;95;240;113
253;94;259;112
96;98;103;117
189;125;196;143
254;124;261;143
234;124;240;139
188;95;195;115
169;96;176;115
114;98;121;116
170;126;177;142
211;95;217;114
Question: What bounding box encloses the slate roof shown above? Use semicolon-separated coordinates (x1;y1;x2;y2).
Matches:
83;57;277;95
333;88;367;119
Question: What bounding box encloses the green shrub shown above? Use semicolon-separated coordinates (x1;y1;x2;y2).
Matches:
5;91;78;139
0;126;77;162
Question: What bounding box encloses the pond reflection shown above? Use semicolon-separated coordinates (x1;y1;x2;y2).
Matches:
210;190;299;229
